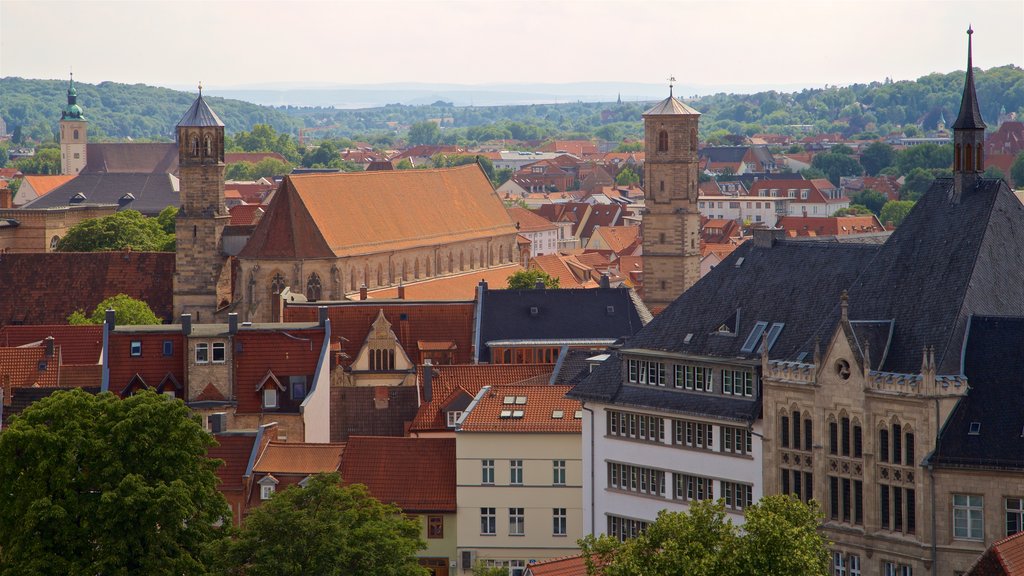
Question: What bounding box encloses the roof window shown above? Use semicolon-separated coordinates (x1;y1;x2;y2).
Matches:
515;396;527;405
503;396;516;405
740;321;769;353
511;410;525;418
734;257;745;268
500;410;513;419
968;422;981;435
552;410;564;419
684;333;694;344
759;323;785;353
574;411;583;419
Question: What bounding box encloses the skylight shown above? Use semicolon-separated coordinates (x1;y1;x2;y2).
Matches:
552;410;564;419
503;396;516;405
515;396;527;405
511;410;525;418
499;410;513;418
574;411;583;419
758;323;785;353
740;321;769;353
968;422;981;435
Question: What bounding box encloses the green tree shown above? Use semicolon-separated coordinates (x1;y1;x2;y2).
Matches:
507;269;560;289
156;205;178;235
614;142;643;152
13;147;61;175
230;124;300;163
859;142;896;176
615;167;640;186
983;166;1006;181
811;152;864;186
0;389;228;575
579;496;829;576
833;205;873;216
302;141;339;167
880;200;915;227
207;473;426;576
407;121;441;146
56;209;174;252
901;167;938;202
68;293;163;325
1012;152;1024;187
848;189;887;215
493;167;514;188
895;143;952;176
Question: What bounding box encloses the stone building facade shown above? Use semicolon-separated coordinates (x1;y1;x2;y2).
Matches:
641;87;702;312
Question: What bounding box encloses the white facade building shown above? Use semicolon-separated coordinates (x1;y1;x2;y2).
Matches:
698;195;787;227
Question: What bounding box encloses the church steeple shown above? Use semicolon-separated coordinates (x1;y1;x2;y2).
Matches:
59;72;87;175
952;27;987;203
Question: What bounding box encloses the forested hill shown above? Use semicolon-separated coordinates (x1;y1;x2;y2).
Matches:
2;65;1022;144
0;77;302;142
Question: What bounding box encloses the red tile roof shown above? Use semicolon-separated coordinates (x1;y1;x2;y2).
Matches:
776;215;885;236
364;264;524;301
589;225;640;255
530;254;599;289
234;327;326;414
285;301;475;367
208;433;260;493
224;182;275;204
459;384;581;433
252;441;345;474
228;204;265;226
525;555;592;576
0;345;60;405
106;331;184;398
240;165;516;259
339;436;456;512
508;207;559;233
18;174;76;199
967;529;1024;575
0;252;174;327
0;325;102;365
410;364;555;433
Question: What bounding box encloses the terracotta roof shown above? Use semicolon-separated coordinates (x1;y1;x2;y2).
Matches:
106;331;183;397
525;555;591;576
574;252;611;270
967;529;1024;575
233;327;325;414
0;252;174;327
208;433;260;492
58;364;102;388
330;386;419;441
284;301;475;367
459;384;581;433
776;215;885;236
228;204;265;226
0;168;22;179
340;436;455;512
590;225;640;255
0;345;60;405
224;152;287;165
530;254;599;289
252;441;345;474
17;174;76;201
223;182;275;203
364;264;524;301
240;165;516;259
575;204;621;240
0;325;102;364
410;364;555;433
508;207;558;233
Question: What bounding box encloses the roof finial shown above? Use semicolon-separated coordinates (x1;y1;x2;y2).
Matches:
668;75;676;98
198;81;203;96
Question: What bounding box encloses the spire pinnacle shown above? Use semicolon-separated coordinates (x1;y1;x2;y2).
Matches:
668;75;676;98
952;26;985;130
198;81;203;96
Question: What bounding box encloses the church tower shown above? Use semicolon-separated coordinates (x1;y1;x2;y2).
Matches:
952;27;986;203
641;81;702;311
59;74;87;175
173;86;230;323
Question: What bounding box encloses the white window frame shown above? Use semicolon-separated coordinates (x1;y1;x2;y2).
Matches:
212;342;226;363
509;507;525;536
553;460;566;485
1007;497;1024;536
263;387;278;409
260;484;275;500
195;342;209;364
553;508;567;536
481;459;494;484
953;494;984;540
480;507;496;535
446;410;463;428
130;341;142;357
510;459;523;485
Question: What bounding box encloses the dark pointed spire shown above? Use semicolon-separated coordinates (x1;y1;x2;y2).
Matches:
177;84;224;128
952;26;986;130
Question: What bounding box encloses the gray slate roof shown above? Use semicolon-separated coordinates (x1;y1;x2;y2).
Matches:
20;172;180;216
952;32;986;130
177;94;224;128
642;95;700;116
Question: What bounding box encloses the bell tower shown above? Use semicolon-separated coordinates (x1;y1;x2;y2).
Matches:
173;84;229;323
952;27;986;203
59;73;87;175
641;79;702;312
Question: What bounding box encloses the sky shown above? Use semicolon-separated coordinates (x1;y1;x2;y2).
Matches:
1;0;1021;93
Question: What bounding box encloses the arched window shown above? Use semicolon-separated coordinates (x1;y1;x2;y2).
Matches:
426;257;432;277
270;273;286;295
965;144;974;171
369;347;396;371
50;236;60;250
955;144;962;170
660;180;665;193
415;259;420;279
977;146;983;172
499;245;506;263
204;135;213;157
191;135;200;157
350;269;356;292
448;252;454;273
657;130;668;152
306;272;322;301
73;129;79;140
460;251;465;271
376;264;383;287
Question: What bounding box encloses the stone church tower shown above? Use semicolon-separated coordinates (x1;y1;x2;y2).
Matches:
173;87;230;323
59;74;87;175
641;83;702;311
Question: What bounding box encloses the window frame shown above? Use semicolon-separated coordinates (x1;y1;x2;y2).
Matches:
553;460;566;486
481;459;495;485
212;342;226;363
953;493;984;540
480;507;496;536
510;459;523;485
130;341;142;357
553;507;567;536
263;387;278;409
509;507;525;536
195;342;209;364
427;515;444;539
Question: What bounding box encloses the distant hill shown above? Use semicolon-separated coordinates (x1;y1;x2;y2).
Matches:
2;65;1022;144
0;77;302;142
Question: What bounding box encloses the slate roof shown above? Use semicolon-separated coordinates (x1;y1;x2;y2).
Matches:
240;165;516;259
329;386;420;441
931;316;1024;470
459;384;581;433
0;252;174;326
340;436;456;513
642;95;700;116
699;146;749;163
83;143;178;174
20;172;180;216
952;30;986;130
477;286;647;363
252;441;345;474
177;94;225;127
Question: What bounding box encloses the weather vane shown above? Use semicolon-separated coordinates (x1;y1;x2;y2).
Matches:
668;75;676;97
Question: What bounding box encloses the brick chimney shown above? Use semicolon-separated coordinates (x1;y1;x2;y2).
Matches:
0;186;12;209
359;283;368;301
397;282;406;300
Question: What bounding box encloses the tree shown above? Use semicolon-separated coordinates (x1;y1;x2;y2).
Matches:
156;205;178;235
68;293;163;325
880;200;915;227
615;167;640;186
833;205;873;216
901;167;938;202
507;269;559;289
984;166;1006;181
579;496;829;576
407;121;441;146
0;389;228;575
848;189;887;215
811;152;864;187
1010;151;1024;187
614;142;643;152
56;209;175;252
895;143;952;176
230;124;300;163
13;147;60;174
207;473;426;576
859;142;896;176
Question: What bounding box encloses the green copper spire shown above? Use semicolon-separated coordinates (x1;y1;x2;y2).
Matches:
61;72;85;121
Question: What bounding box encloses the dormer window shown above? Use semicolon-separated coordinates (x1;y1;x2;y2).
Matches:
258;475;278;500
263;387;278;409
447;411;463;428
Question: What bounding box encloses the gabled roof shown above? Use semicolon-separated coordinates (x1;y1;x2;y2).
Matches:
530;254;597;289
83;143;178;174
590;225;640;255
477;286;647;363
340;436;455;512
252;441;345;475
776;215;885;236
364;264;524;301
0;345;60;405
967;529;1024;576
508;207;558;233
0;252;174;326
20;172;180;216
524;555;592;576
0;325;102;364
16;175;76;203
331;386;420;441
228;204;264;226
411;364;554;432
208;432;261;493
643;95;700;116
233;327;326;414
459;384;581;433
177;93;225;127
240;165;516;259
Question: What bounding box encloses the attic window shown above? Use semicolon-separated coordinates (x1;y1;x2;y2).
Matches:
796;352;809;362
511;410;525;418
500;410;513;418
552;410;564;419
503;396;516;405
515;396;527;405
574;410;583;419
38;360;47;371
968;422;981;436
758;323;785;353
740;321;769;353
734;257;745;268
606;306;615;316
119;193;135;204
70;192;87;203
530;306;540;317
130;341;142;357
684;333;694;344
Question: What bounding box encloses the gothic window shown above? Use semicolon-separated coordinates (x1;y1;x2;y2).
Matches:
426;257;433;277
977;146;983;171
204;135;213;157
499;245;506;263
955;144;962;170
306;272;322;301
402;260;409;281
448;252;454;273
350;269;356;292
460;251;465;271
376;264;383;287
965;144;974;171
369;347;396;371
191;135;200;157
270;273;286;295
657;130;669;152
50;236;60;250
414;259;420;279
660;180;665;193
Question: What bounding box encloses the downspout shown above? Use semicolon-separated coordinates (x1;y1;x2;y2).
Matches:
583;404;596;536
930;396;939;576
472;281;485;364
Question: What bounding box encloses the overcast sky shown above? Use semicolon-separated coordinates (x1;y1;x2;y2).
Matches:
1;0;1021;92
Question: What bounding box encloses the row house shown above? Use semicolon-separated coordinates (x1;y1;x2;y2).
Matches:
698;195;787;226
747;178;850;217
699;145;777;175
512;160;575;193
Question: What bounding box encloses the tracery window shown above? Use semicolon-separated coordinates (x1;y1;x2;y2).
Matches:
306;272;322;301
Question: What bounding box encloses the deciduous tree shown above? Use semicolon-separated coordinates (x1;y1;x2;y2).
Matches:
848;189;887;215
507;269;560;290
67;293;163;325
880;200;915;227
0;389;228;575
1009;151;1024;187
859;142;896;175
56;209;175;252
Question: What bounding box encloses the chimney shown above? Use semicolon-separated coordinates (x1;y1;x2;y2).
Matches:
0;187;11;209
423;359;434;403
752;228;785;248
44;336;55;357
478;279;488;292
359;283;367;301
397;282;406;300
318;306;328;327
535;280;546;290
599;274;611;289
209;412;227;434
181;313;192;336
104;309;116;331
228;313;239;335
